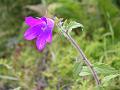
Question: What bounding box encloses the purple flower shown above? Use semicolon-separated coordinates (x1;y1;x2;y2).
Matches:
24;16;54;51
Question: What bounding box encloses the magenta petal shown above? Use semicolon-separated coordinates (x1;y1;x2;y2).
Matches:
24;16;55;51
46;18;54;31
41;17;47;24
36;34;46;51
25;16;47;27
44;18;54;43
25;16;41;26
24;25;43;40
46;31;52;43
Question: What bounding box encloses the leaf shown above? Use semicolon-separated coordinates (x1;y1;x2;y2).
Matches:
94;63;118;75
73;61;83;77
68;21;83;31
102;74;120;86
26;4;46;16
12;87;21;90
102;74;120;83
79;63;118;76
0;75;18;80
0;59;12;69
63;20;83;33
79;66;90;76
26;3;62;16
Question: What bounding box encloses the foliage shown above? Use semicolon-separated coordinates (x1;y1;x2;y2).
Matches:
0;0;120;90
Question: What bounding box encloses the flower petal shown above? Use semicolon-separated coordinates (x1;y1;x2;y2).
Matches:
46;18;54;31
24;25;43;40
46;31;52;43
44;18;54;43
25;16;46;27
25;16;40;26
41;17;47;24
36;34;46;51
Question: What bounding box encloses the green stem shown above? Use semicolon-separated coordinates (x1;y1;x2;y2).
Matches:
57;24;101;86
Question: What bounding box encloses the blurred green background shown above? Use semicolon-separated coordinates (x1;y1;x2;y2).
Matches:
0;0;120;90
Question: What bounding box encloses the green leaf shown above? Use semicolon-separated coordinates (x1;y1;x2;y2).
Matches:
68;21;83;31
73;61;83;77
102;74;120;86
79;63;118;76
0;75;18;80
13;87;21;90
94;63;118;75
63;20;83;33
102;74;120;83
79;66;90;76
0;59;12;73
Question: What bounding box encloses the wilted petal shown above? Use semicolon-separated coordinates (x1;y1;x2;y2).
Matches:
36;34;46;51
24;25;43;40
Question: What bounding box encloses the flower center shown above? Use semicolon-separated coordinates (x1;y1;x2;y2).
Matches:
41;24;47;31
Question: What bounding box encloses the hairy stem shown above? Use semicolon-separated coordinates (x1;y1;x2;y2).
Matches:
57;24;101;86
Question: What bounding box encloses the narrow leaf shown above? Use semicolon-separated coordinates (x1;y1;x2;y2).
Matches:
102;74;120;83
0;75;18;80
